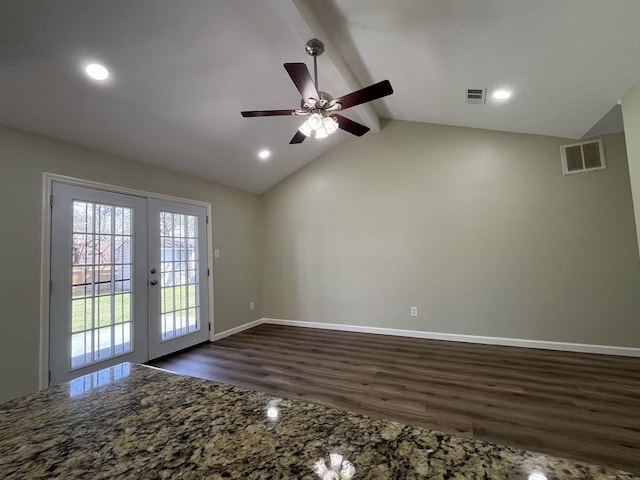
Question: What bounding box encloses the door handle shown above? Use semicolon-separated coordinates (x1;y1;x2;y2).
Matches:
150;280;158;286
150;268;157;274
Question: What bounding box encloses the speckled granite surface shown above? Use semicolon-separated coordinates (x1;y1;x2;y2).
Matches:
0;363;637;479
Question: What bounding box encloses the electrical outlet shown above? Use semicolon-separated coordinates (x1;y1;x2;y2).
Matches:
250;301;255;311
410;306;418;317
214;249;220;259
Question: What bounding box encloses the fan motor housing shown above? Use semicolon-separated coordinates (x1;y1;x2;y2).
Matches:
301;91;334;110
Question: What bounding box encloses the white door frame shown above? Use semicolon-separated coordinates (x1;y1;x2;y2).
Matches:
39;172;215;390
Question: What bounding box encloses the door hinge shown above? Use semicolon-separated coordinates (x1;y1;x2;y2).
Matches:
48;370;51;384
50;194;54;208
206;215;209;224
208;323;211;331
207;268;210;277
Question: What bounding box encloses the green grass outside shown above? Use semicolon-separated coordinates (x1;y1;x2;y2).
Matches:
71;285;197;332
161;284;197;315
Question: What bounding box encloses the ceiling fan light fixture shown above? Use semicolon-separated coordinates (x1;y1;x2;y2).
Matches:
298;113;338;139
314;125;329;139
241;39;393;144
323;116;338;135
307;113;323;130
298;120;313;137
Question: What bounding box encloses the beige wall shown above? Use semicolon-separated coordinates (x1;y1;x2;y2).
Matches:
3;115;640;403
262;120;640;347
0;124;262;403
622;80;640;258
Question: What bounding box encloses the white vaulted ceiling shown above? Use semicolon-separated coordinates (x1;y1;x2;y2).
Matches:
1;0;640;193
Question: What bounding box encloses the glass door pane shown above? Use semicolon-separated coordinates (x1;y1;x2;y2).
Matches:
49;183;148;385
70;202;133;368
160;211;201;340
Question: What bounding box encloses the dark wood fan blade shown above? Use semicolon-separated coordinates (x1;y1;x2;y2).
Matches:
284;63;319;102
333;114;370;137
290;130;307;144
334;80;393;110
241;109;296;117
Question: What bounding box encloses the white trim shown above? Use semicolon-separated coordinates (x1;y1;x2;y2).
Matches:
42;173;212;207
39;173;216;389
213;319;263;341
205;202;215;342
261;318;640;358
38;175;53;390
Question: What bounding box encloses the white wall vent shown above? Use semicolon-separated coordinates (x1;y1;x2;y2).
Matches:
465;88;486;104
561;139;606;175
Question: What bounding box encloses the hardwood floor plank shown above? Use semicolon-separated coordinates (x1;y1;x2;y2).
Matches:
149;324;640;473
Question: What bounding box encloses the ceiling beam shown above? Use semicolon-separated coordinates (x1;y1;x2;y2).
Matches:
290;0;381;133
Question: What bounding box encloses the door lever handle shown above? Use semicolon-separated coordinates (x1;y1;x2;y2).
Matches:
150;280;158;286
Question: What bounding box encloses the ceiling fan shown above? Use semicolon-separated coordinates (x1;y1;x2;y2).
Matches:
241;39;393;144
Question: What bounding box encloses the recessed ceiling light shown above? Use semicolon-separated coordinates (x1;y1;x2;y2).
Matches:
85;63;110;81
493;89;512;100
258;149;271;160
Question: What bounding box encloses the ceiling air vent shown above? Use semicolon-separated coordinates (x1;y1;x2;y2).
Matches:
465;88;486;104
561;139;606;175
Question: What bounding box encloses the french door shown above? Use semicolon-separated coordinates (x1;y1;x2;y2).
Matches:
49;183;209;385
147;199;209;359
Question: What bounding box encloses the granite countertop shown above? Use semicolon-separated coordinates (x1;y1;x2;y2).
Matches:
0;363;637;479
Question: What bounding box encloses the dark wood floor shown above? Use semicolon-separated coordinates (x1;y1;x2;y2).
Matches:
150;324;640;473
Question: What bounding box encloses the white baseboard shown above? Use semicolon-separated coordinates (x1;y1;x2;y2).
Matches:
213;319;263;341
261;318;640;358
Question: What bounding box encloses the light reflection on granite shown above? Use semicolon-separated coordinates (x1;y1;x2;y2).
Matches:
0;363;637;479
69;362;130;397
